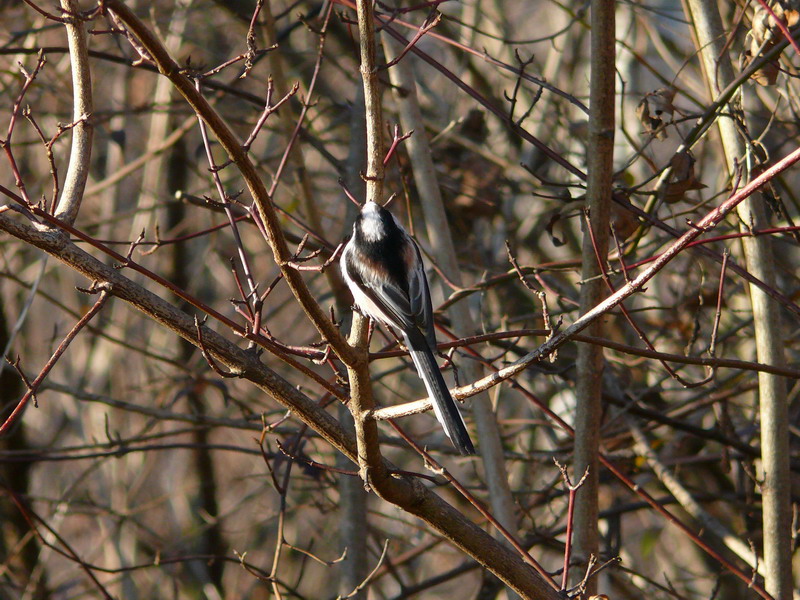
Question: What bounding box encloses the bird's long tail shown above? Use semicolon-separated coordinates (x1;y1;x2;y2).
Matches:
403;329;475;456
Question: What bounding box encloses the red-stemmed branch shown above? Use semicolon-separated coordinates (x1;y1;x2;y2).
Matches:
0;287;111;436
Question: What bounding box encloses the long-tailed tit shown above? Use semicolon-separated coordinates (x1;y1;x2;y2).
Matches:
341;201;475;455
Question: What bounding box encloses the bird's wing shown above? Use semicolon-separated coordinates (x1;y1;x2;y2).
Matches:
342;246;416;332
406;239;437;349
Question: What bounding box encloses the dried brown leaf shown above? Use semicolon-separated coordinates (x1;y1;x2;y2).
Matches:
611;202;639;242
742;4;798;86
635;87;676;139
664;151;706;203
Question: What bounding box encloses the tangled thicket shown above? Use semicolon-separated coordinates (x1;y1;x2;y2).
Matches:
0;1;799;599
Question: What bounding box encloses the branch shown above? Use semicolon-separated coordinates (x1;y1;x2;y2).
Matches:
347;0;388;488
455;145;800;403
382;28;521;570
54;0;93;225
1;288;110;435
103;0;356;365
0;206;562;600
686;1;792;597
571;1;615;587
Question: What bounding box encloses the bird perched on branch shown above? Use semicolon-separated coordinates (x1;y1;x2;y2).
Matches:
341;200;475;456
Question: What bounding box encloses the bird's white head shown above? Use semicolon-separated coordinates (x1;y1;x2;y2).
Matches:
358;201;387;242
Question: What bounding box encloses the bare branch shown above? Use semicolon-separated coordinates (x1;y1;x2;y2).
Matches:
53;0;93;225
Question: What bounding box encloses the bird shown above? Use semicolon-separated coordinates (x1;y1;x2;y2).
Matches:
340;200;476;456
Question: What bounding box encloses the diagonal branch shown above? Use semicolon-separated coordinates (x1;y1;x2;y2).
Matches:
1;288;110;435
455;146;800;401
103;0;357;365
0;207;562;599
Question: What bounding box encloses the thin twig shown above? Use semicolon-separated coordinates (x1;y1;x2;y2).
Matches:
388;420;560;590
1;288;111;435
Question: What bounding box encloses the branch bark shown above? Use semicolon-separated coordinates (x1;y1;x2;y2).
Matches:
104;0;355;364
572;4;614;588
683;2;792;597
381;34;521;600
0;207;561;599
629;418;799;599
54;0;93;225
